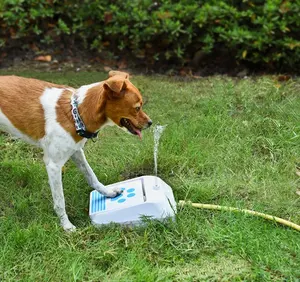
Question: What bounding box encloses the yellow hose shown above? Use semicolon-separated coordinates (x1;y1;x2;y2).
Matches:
178;200;300;232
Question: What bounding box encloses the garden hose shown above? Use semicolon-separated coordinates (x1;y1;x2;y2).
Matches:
178;200;300;232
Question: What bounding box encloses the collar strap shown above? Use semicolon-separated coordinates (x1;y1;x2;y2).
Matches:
71;94;98;139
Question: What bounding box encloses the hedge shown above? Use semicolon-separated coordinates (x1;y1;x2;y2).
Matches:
0;0;300;69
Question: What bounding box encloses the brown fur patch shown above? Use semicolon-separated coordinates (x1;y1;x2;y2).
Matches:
56;85;107;143
108;70;129;79
78;84;107;133
0;76;66;140
105;79;150;129
55;89;81;142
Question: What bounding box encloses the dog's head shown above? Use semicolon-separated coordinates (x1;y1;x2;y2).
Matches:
104;71;152;139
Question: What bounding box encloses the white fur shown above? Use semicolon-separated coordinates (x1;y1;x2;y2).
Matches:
1;84;122;232
76;82;101;105
102;117;115;128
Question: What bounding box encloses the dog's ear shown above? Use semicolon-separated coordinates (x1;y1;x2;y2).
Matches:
108;70;129;79
104;75;127;98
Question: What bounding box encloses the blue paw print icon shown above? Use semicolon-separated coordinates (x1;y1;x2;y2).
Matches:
111;188;136;204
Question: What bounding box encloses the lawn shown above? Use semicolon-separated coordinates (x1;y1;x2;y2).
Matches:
0;71;299;281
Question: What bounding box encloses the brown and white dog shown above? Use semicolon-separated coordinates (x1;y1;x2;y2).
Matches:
0;71;152;231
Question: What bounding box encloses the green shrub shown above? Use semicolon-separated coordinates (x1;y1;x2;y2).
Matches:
0;0;299;69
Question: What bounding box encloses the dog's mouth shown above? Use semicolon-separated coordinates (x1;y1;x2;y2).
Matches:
120;118;142;139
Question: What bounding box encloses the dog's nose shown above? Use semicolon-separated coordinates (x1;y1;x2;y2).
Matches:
148;120;153;127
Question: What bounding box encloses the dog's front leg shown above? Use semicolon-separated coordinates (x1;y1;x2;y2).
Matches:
71;149;122;197
44;158;76;231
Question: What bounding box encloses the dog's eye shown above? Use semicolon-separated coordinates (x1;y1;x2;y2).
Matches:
135;107;140;112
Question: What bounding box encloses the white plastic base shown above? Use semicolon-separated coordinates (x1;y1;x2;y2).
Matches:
89;176;176;226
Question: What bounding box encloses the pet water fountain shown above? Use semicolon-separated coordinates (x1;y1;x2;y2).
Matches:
89;125;176;226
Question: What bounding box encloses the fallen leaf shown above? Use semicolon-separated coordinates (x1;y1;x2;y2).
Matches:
277;75;291;82
34;55;52;62
117;60;127;69
30;43;39;51
89;57;102;63
296;190;300;196
179;68;192;76
9;28;16;38
192;75;202;79
104;66;112;72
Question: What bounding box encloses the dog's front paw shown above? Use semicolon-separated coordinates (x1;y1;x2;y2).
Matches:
102;186;123;198
111;186;123;197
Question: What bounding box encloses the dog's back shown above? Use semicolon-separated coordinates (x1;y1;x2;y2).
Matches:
0;76;67;141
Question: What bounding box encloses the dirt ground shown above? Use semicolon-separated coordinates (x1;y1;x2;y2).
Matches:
0;44;298;78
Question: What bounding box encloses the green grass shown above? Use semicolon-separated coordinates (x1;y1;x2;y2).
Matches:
0;71;300;281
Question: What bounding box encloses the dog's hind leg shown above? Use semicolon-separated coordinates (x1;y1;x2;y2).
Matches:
44;156;76;232
71;149;122;197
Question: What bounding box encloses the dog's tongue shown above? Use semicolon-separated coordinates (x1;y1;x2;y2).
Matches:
134;129;142;140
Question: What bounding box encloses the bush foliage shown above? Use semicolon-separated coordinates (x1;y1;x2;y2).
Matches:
0;0;299;69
